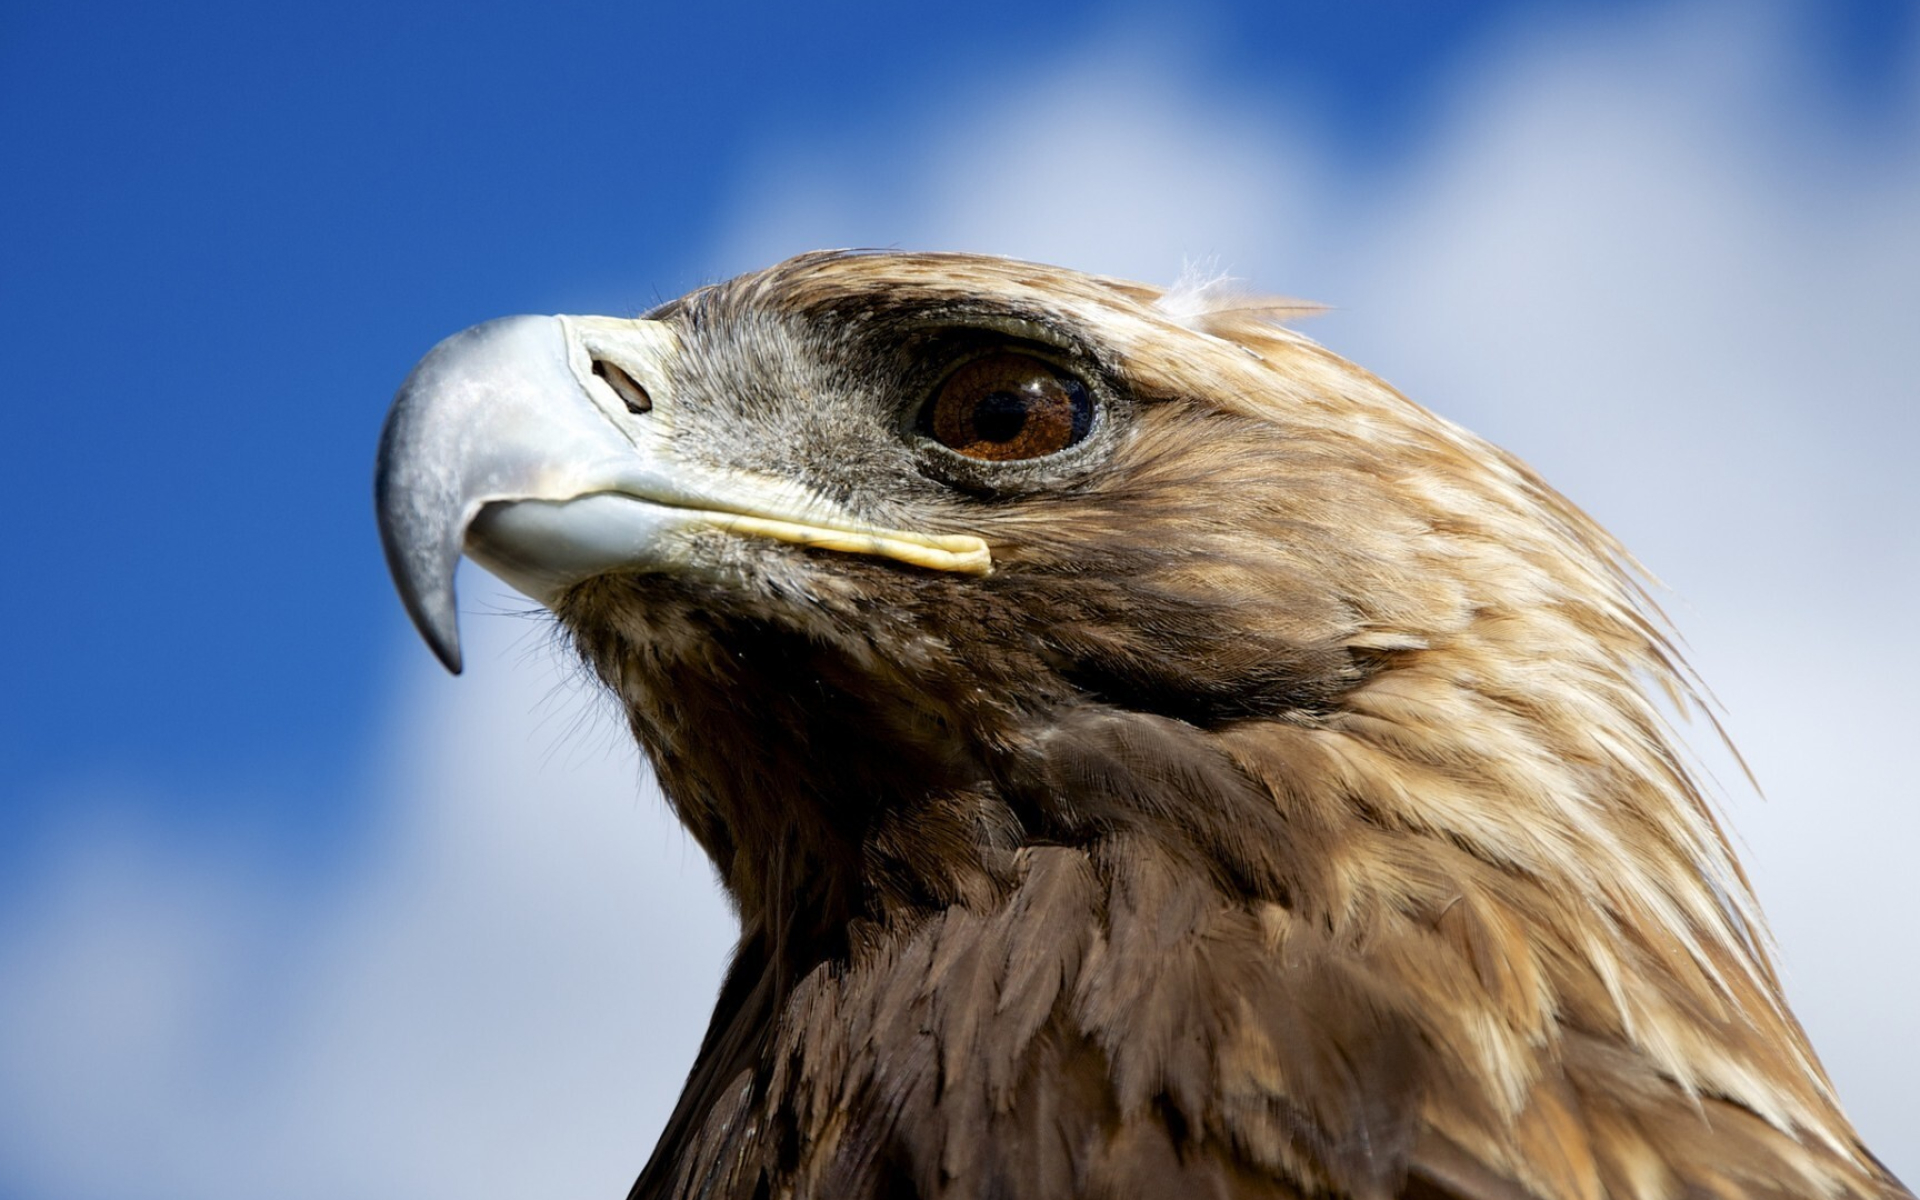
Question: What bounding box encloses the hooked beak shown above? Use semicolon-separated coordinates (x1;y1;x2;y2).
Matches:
374;314;990;674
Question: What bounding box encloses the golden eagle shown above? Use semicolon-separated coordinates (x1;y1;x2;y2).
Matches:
374;252;1908;1200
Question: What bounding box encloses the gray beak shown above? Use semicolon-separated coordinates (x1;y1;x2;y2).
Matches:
374;314;678;673
375;312;991;676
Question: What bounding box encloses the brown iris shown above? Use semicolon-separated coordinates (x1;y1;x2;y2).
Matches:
922;353;1095;461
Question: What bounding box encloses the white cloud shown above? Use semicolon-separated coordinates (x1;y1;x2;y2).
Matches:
2;1;1914;1194
709;25;1330;286
0;590;735;1200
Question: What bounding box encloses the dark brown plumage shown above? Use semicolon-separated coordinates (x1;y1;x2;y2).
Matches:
375;251;1910;1200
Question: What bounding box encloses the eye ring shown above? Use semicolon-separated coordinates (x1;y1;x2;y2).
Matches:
917;352;1094;462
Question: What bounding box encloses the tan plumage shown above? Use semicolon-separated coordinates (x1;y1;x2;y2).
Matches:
376;251;1910;1200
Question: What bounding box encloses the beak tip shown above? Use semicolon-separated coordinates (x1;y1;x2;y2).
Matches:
381;533;466;675
430;631;465;676
413;612;465;675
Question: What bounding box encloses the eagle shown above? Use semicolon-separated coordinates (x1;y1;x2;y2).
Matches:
374;251;1908;1200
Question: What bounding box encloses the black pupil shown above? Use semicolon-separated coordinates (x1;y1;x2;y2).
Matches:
973;390;1031;442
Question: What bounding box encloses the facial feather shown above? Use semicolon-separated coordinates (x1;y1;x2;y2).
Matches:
386;251;1905;1200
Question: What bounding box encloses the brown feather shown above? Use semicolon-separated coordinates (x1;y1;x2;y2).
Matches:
532;251;1908;1200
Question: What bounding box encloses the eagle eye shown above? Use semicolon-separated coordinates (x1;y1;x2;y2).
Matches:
920;353;1093;462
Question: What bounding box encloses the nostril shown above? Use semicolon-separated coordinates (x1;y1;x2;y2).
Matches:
593;359;653;414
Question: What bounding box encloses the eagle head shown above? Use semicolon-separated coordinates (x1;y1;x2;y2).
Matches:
375;252;1906;1200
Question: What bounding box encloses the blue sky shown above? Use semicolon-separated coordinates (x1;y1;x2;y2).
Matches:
3;1;1917;1196
2;0;1654;854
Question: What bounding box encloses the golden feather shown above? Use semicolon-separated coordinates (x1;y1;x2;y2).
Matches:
375;251;1910;1200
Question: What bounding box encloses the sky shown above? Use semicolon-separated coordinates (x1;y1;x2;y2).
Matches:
2;0;1916;1195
